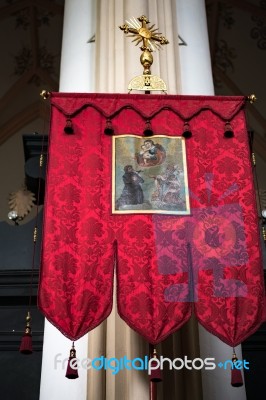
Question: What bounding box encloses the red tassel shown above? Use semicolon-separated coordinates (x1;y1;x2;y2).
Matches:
20;333;33;354
20;311;33;354
66;342;79;379
231;368;244;387
231;352;243;387
150;347;162;383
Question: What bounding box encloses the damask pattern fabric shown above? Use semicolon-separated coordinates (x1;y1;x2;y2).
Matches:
38;93;264;346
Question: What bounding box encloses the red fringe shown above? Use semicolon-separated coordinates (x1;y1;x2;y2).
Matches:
20;334;33;354
231;368;243;387
150;360;162;382
65;358;79;379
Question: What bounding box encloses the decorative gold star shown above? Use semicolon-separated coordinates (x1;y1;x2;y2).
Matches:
119;15;169;52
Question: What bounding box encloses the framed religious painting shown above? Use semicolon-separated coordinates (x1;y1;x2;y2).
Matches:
112;135;190;214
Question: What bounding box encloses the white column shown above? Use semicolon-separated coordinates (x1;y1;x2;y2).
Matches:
90;3;182;399
39;1;96;400
58;0;96;92
176;1;246;399
177;0;214;94
147;0;181;94
94;0;181;94
93;3;152;399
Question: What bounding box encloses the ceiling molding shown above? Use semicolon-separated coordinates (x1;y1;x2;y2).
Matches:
0;101;48;146
214;66;266;130
0;70;36;112
0;67;58;114
0;0;63;21
221;0;266;19
214;66;266;160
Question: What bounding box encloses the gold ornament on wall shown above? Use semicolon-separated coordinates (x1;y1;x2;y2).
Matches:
8;185;36;223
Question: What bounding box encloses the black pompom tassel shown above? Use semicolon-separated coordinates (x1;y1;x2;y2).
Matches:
182;122;192;139
224;121;234;138
104;119;114;135
64;118;74;134
143;120;153;137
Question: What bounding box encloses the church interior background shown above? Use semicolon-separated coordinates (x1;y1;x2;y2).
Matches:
0;0;266;399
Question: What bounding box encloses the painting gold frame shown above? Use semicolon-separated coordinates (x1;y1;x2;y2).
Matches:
112;135;190;215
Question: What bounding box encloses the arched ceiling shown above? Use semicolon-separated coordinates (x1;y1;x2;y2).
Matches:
206;0;266;160
0;0;265;162
0;0;64;145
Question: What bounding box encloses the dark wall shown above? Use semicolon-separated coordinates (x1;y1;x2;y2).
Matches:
0;266;44;400
242;272;266;400
0;135;46;399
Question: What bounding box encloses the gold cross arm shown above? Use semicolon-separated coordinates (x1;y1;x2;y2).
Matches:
119;15;169;52
119;15;169;91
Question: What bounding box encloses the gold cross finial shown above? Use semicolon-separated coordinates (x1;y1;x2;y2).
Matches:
119;16;169;92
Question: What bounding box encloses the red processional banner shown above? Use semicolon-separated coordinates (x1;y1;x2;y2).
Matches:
38;93;264;346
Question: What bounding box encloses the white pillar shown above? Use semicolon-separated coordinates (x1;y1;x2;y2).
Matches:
58;0;96;92
39;1;96;400
94;0;181;94
93;3;153;399
176;1;246;399
147;0;181;94
177;0;214;94
88;2;182;399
